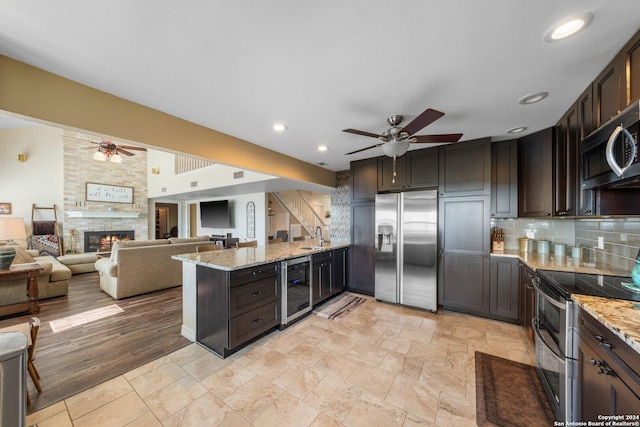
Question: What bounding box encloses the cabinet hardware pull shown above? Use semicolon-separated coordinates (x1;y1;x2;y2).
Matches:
252;318;263;324
252;291;263;297
594;335;604;341
590;358;603;366
597;367;613;376
599;342;613;350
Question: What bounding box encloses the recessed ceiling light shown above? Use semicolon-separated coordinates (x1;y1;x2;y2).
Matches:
518;92;548;105
544;13;593;42
318;145;328;152
507;126;527;134
316;162;328;166
272;123;287;132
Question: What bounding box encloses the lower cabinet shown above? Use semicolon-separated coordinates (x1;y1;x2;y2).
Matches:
519;262;536;345
349;202;375;296
576;308;640;419
196;263;280;358
312;251;332;305
313;247;349;306
489;257;519;323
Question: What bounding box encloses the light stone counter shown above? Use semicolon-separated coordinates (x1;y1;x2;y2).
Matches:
491;249;631;277
172;240;349;271
571;294;640;355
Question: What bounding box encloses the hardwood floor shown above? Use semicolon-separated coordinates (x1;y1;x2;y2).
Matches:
0;272;190;414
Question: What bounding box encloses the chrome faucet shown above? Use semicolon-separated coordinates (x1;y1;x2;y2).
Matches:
315;226;324;246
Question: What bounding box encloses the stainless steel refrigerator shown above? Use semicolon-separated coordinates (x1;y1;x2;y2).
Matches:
375;190;438;311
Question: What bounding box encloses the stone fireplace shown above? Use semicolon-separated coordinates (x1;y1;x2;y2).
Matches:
84;230;135;252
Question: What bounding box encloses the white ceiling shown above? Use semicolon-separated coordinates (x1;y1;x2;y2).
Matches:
1;1;639;172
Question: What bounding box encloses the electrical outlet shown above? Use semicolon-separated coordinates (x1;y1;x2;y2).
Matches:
597;236;604;249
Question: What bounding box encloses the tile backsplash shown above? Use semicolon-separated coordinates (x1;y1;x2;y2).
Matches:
491;217;640;272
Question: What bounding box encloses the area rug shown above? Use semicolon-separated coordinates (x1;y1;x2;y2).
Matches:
313;294;366;320
49;304;124;333
475;352;556;426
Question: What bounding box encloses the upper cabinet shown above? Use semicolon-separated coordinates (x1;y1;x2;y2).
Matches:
518;128;554;217
577;85;596;215
555;104;578;217
350;157;378;202
623;29;640;106
491;140;518;218
439;138;491;197
594;56;625;127
378;147;439;192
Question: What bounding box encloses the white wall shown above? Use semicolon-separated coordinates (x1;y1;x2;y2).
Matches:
0;126;64;232
195;193;267;245
147;150;278;198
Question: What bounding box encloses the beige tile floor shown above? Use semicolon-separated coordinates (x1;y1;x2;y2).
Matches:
27;294;535;427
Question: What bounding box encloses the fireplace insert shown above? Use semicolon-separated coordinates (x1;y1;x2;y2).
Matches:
84;230;134;252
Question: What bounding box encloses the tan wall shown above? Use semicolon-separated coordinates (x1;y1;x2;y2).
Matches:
0;55;335;188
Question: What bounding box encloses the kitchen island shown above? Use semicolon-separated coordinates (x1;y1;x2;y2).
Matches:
172;240;349;357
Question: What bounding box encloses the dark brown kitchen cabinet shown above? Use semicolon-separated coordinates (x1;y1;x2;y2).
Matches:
438;195;491;317
490;140;518;218
439;138;491;197
489;257;519;323
594;55;625;127
576;309;640;419
312;251;332;305
624;30;640;105
332;247;348;294
378;147;439;191
351;157;378;202
555;103;577;217
197;263;280;358
349;201;375;296
519;262;535;345
577;85;596;216
518;128;554;217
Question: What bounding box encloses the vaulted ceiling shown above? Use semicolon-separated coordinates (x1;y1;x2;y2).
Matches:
1;1;639;172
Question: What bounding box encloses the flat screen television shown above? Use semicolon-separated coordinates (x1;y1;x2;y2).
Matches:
200;200;232;228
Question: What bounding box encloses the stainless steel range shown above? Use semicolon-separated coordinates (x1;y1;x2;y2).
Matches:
533;269;640;422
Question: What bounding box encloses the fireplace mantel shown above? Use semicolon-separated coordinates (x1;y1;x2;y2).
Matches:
66;211;144;218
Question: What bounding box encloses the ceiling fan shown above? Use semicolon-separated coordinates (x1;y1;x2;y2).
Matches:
67;136;147;163
343;108;463;157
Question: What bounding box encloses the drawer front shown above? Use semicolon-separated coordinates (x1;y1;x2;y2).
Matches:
313;251;332;264
229;301;280;349
230;263;277;287
229;276;279;317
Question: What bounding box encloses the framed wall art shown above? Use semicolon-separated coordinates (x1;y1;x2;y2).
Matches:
0;203;11;214
86;182;134;204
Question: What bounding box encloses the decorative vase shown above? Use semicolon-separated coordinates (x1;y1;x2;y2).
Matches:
0;247;16;270
631;260;640;287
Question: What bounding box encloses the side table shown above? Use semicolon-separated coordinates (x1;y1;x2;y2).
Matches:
0;264;42;317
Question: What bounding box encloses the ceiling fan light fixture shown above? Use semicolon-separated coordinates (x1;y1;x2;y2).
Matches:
93;150;107;161
545;12;593;42
382;140;410;158
518;91;548;105
110;153;123;163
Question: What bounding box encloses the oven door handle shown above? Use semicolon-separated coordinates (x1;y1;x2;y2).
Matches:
532;278;566;310
533;317;565;362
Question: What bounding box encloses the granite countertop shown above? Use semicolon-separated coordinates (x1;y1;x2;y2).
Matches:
493;250;640;355
571;294;640;356
172;241;349;271
491;249;631;276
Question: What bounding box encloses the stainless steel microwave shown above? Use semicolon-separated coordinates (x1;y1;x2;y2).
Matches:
581;101;640;189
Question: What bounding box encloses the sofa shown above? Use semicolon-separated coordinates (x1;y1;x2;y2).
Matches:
94;236;211;300
0;245;71;307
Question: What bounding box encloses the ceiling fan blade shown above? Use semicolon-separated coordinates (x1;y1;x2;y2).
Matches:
411;133;463;143
342;128;383;139
117;148;136;156
401;108;445;136
119;146;147;151
345;143;384;155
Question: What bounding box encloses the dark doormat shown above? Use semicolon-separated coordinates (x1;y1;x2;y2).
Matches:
475;351;556;426
312;293;366;320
